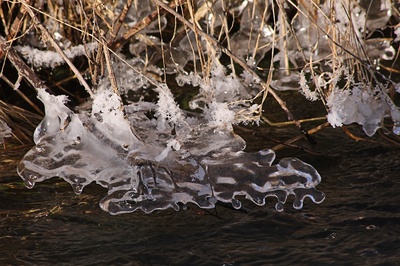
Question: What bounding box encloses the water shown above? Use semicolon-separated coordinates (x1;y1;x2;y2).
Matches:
2;123;400;265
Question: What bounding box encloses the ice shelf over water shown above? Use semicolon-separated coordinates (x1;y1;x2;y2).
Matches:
16;0;400;214
17;85;325;214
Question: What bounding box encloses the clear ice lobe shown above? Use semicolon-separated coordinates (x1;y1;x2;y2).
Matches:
17;88;325;214
0;118;12;144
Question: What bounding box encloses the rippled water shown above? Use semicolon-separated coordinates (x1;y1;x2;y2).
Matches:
2;122;400;265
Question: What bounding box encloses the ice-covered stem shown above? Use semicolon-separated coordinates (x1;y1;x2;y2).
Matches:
286;0;380;70
20;0;94;98
153;0;315;142
0;36;45;92
0;36;45;114
277;0;290;76
102;36;123;105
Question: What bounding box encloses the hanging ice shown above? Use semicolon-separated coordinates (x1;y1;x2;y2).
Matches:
0;118;12;144
17;86;325;214
326;85;400;137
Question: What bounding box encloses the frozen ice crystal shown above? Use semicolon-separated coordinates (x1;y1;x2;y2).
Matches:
18;86;325;214
0;118;12;144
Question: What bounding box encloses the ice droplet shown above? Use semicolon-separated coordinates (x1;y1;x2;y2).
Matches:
231;199;242;209
275;202;284;212
24;178;35;189
393;122;400;135
72;184;83;194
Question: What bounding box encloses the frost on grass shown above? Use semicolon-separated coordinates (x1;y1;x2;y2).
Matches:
285;0;399;136
15;42;98;68
18;67;325;214
327;85;387;136
327;85;400;136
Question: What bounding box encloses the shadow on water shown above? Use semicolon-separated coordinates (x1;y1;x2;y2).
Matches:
2;122;400;265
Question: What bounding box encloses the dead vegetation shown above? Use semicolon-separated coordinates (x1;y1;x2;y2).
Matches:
1;0;400;155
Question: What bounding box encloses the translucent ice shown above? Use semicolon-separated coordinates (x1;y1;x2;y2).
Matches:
326;85;400;137
0;118;12;144
15;43;98;68
230;0;272;65
290;0;392;63
18;86;325;214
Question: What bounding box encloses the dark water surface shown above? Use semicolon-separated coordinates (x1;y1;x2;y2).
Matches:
1;124;400;265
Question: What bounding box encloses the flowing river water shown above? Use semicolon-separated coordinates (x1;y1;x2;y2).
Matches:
1;118;400;265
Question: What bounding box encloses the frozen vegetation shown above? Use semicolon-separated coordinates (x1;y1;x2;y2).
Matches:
18;86;325;213
0;118;12;144
2;0;399;213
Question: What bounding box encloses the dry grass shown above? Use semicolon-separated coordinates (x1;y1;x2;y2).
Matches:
1;0;400;151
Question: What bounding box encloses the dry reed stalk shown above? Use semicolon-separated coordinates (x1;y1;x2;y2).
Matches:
1;0;398;152
277;0;290;76
271;122;330;151
0;100;42;144
109;0;184;50
153;0;315;142
186;0;207;79
0;36;46;106
20;0;94;98
110;0;134;42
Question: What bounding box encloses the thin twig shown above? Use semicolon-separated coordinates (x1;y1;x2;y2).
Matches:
109;0;133;42
0;0;28;60
262;115;326;127
152;0;314;142
272;121;330;151
109;0;185;50
277;0;289;76
0;36;46;92
102;35;121;100
20;0;94;98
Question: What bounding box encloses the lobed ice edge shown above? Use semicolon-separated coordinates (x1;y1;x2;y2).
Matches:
17;88;325;214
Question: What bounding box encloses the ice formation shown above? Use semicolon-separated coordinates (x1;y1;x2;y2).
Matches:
17;84;325;214
0;118;12;144
288;0;400;136
327;85;400;137
15;43;98;68
14;0;400;214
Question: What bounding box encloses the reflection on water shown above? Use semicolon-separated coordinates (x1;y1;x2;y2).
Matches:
2;124;400;265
